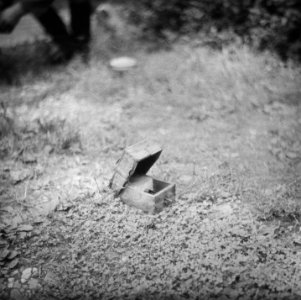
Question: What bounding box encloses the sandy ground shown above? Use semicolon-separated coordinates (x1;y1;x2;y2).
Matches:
0;35;301;299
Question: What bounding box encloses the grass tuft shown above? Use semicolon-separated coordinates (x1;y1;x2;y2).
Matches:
0;116;82;160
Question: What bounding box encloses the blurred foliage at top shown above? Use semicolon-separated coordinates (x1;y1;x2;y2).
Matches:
117;0;301;61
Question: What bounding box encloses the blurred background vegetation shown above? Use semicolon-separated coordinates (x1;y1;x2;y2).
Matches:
111;0;301;61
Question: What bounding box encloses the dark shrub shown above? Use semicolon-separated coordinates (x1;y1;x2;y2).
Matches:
114;0;301;60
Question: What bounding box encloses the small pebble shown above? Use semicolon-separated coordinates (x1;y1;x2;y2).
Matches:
8;278;14;288
10;289;23;300
21;268;32;283
180;175;193;184
28;278;40;290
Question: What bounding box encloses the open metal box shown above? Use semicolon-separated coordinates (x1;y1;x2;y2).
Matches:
109;140;176;213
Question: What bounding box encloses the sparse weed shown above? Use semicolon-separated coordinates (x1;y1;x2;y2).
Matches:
0;116;82;159
245;181;301;223
59;129;81;152
0;102;14;139
34;118;82;154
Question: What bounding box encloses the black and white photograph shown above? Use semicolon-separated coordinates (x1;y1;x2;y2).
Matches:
0;0;301;299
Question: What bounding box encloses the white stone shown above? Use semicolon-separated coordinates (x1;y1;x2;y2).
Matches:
21;268;32;283
110;57;137;71
8;278;14;288
179;175;193;184
213;203;233;217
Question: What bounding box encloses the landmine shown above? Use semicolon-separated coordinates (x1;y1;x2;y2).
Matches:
109;140;176;213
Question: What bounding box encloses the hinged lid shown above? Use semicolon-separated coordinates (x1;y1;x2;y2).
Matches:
109;140;162;195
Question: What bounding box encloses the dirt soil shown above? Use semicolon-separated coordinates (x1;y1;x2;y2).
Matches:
0;35;301;300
